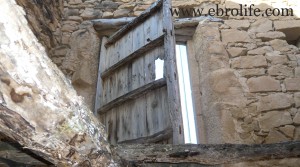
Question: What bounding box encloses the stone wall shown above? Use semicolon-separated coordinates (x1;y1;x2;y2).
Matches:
182;0;300;145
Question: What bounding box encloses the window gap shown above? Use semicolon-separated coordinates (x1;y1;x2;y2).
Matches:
176;44;198;144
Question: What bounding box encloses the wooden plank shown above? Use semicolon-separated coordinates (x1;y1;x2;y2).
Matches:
98;78;166;114
115;141;300;165
105;0;163;47
101;35;164;79
146;87;170;136
94;37;107;112
163;0;185;144
118;127;172;144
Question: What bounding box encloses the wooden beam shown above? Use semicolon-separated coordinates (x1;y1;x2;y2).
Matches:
105;0;163;47
115;141;300;166
98;79;167;114
101;35;164;79
163;0;184;144
118;127;172;144
92;16;224;37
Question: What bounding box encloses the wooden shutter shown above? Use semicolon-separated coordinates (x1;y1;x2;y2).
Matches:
95;0;184;144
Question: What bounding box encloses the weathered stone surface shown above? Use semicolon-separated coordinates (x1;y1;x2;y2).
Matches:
296;67;300;77
284;78;300;91
67;16;83;22
239;68;265;77
293;112;300;125
69;0;82;5
72;61;93;86
249;18;273;33
114;9;130;17
102;11;114;18
265;130;290;144
221;30;251;43
268;65;294;77
231;55;267;69
266;55;288;65
80;8;102;20
279;125;295;138
274;20;300;41
258;93;293;112
226;47;247;57
256;31;286;41
97;1;119;9
295;93;300;108
270;39;291;52
224;20;250;30
248;46;273;55
258;111;293;131
247;76;281;93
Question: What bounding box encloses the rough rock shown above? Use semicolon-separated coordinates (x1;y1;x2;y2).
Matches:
72;61;93;86
231;55;267;69
265;130;290;144
295;93;300;108
268;65;294;77
293;112;300;125
221;30;251;43
258;93;293;112
80;8;102;20
226;47;247;57
258;111;293;131
239;68;265;77
279;125;295;138
266;55;288;65
114;9;130;17
248;46;273;55
284;78;300;91
256;31;286;41
224;20;250;30
270;39;291;52
247;76;281;93
249;18;273;33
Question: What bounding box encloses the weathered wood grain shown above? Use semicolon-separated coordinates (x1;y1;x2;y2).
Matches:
163;0;184;144
98;79;166;114
105;0;163;47
115;141;300;166
101;35;164;79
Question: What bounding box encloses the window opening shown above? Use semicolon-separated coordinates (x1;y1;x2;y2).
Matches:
176;44;197;144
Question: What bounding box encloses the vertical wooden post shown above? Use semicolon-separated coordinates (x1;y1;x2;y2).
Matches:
163;0;185;144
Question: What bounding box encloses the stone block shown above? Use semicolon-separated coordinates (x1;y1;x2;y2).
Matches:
284;78;300;91
247;76;281;93
224;20;250;30
248;46;273;55
295;93;300;108
268;64;293;77
293;112;300;125
114;9;130;17
80;8;102;20
266;55;288;65
239;68;265;77
265;130;290;143
221;29;251;43
72;61;93;86
231;55;267;69
226;47;247;57
258;93;293;112
102;12;113;18
270;39;290;52
296;67;300;77
279;125;295;138
258;111;292;131
249;18;273;33
256;31;286;41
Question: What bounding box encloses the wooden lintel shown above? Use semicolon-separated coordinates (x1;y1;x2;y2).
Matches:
105;0;163;47
98;79;167;114
115;141;300;166
101;35;164;79
118;127;172;144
